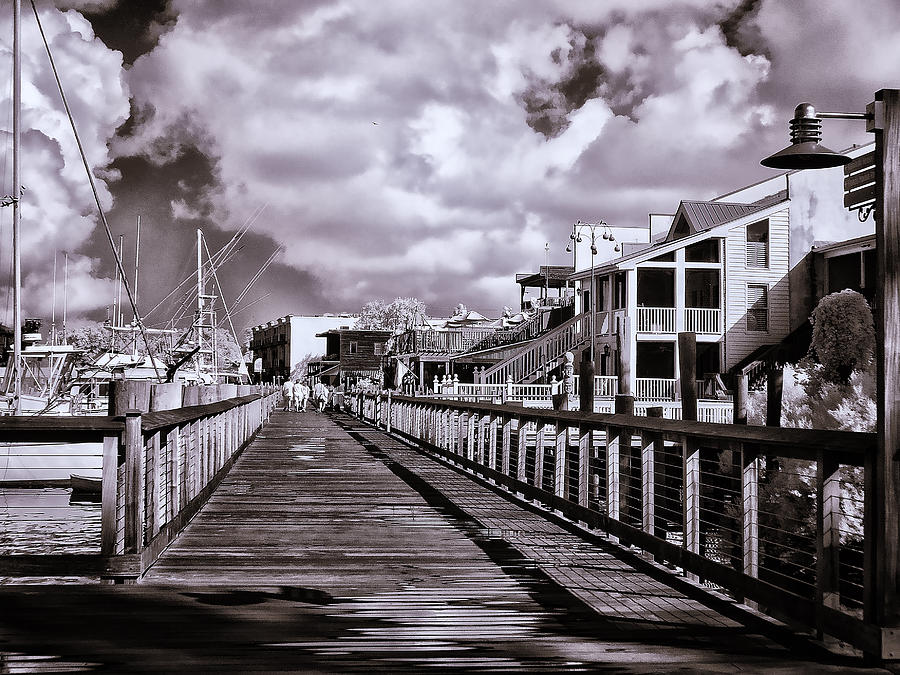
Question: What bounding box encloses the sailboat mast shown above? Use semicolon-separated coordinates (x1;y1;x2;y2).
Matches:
196;228;202;381
62;252;68;344
133;214;140;324
51;251;57;345
11;0;22;414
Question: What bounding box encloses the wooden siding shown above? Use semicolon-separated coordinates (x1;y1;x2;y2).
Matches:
339;330;391;370
724;208;791;369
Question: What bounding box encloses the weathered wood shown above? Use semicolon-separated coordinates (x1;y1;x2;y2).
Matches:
516;419;528;485
123;411;143;554
534;423;545;490
734;373;748;425
869;88;900;639
182;385;200;407
641;407;663;539
150;382;183;412
578;353;594;412
554;421;567;499
844;183;876;209
100;434;119;556
816;452;841;639
617;317;632;397
148;430;161;538
577;424;591;509
766;367;783;427
606;426;620;524
678;332;697;422
742;444;759;588
845;150;875;175
109;380;152;416
682;435;700;581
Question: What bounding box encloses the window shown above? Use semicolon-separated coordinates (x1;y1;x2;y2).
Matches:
374;343;384;356
746;220;769;268
613;272;627;309
685;239;720;263
747;284;768;332
348;341;358;354
596;277;609;312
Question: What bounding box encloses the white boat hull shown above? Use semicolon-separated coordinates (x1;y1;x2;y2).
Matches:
0;442;103;484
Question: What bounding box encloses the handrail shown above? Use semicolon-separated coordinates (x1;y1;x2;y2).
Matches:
0;388;279;580
478;311;590;385
349;393;881;657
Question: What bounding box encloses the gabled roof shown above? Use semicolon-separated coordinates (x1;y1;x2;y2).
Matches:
667;200;773;240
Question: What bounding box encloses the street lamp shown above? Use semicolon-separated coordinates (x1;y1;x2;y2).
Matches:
567;219;617;361
761;90;898;653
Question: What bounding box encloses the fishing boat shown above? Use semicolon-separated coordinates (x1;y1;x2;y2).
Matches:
69;473;101;494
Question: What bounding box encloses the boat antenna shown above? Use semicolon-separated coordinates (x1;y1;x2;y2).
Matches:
30;1;162;381
10;0;21;413
51;251;56;345
62;251;68;344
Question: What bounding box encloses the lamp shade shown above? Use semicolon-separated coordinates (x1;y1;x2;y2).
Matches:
760;141;851;170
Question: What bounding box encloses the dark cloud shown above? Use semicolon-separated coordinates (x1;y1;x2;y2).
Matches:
79;0;175;66
717;0;768;58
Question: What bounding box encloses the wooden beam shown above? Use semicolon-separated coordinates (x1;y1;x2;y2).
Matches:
678;332;697;422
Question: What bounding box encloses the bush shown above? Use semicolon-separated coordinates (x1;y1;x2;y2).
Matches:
810;290;874;384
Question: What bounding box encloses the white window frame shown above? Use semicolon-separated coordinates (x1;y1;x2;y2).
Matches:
747;284;769;332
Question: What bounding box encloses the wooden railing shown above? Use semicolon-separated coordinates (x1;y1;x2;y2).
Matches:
636;307;676;333
635;378;676;400
350;394;883;658
394;327;499;354
685;307;722;334
0;388;278;581
479;312;591;385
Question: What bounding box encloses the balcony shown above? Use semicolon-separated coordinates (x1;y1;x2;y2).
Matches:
635;377;676;400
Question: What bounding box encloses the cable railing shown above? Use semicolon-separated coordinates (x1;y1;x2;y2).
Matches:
350;393;880;658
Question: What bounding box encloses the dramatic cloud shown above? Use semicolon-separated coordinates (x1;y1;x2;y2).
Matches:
0;4;128;324
4;0;897;331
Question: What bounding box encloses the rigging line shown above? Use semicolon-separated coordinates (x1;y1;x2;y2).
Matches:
141;232;249;321
163;242;247;330
201;234;244;366
225;293;271;319
234;246;283;307
30;1;162;381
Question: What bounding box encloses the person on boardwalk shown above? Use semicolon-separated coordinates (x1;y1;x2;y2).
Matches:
313;381;328;413
281;379;294;412
294;379;309;412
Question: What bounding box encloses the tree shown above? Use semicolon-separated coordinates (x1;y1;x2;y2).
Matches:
357;297;427;331
810;289;875;384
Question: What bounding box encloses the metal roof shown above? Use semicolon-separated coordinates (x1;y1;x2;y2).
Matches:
679;200;770;233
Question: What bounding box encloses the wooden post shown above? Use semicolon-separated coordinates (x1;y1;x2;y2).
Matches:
150;382;183;412
766;366;783;427
554;420;567;500
733;372;748;425
579;351;594;412
866;88;900;657
615;395;634;531
182;385;200;407
606;425;620;530
488;414;498;473
577;424;591;509
123;410;143;554
534;423;546;490
816;452;841;639
617;317;632;397
682;435;700;581
109;380;152;415
678;332;697;422
516;419;528;487
741;443;759;609
642;407;663;543
501;417;512;476
386;391;392;433
100;434;119;556
147;431;161;538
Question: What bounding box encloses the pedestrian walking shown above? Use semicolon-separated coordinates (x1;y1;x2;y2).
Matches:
293;379;308;412
313;381;328;413
281;379;294;412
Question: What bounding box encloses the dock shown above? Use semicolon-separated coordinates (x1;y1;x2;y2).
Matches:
0;410;880;672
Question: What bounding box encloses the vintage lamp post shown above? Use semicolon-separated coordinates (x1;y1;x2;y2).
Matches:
567;219;617;411
762;89;900;658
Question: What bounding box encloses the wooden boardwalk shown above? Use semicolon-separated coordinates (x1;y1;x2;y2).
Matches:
0;411;885;672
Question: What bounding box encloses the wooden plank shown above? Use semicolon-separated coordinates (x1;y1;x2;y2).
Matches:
534;423;545;490
100;434;119;556
816;452;841;639
148;430;161;538
683;435;700;581
501;417;511;476
606;425;620;523
516;419;528;485
577;425;591;508
554;421;567;499
845;183;876;208
742;444;759;585
123;412;143;554
844;165;876;192
844;150;875;175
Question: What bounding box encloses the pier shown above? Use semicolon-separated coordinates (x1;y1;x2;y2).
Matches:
0;397;888;671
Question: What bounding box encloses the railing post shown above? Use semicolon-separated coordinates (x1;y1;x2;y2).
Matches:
554;419;568;501
516;418;528;488
742;443;760;609
488;413;498;473
534;422;546;491
386;391;392;433
124;410;144;555
147;430;161;540
501;416;512;476
682;435;700;581
642;407;663;547
577;424;591;510
816;451;842;639
606;424;621;540
101;434;119;556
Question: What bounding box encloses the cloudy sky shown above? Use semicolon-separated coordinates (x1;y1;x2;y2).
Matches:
0;0;896;335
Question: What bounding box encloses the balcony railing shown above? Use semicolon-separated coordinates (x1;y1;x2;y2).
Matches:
636;307;676;333
685;307;722;334
635;377;676;400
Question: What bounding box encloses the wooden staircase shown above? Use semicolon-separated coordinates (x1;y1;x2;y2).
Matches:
477;312;592;385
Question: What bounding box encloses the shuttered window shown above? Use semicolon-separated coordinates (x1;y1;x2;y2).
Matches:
747;284;768;332
746;220;769;268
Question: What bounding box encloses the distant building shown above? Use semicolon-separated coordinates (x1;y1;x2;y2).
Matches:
311;328;393;388
249;314;357;382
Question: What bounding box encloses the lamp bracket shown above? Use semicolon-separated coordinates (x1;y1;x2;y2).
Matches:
867;100;884;132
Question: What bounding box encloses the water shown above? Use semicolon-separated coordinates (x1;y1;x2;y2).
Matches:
0;487;101;556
